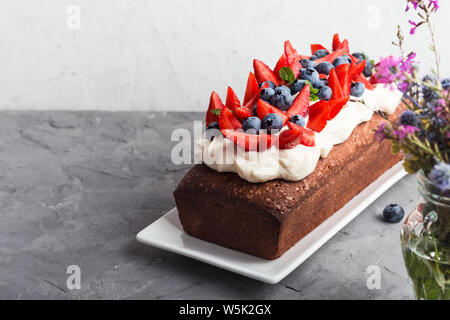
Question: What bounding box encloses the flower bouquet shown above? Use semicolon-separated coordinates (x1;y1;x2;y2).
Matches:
371;0;449;299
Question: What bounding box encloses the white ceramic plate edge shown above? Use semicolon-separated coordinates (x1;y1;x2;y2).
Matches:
137;162;406;284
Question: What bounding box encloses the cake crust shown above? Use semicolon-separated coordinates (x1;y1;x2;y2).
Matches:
174;107;403;259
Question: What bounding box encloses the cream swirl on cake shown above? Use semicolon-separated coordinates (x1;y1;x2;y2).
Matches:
198;86;402;183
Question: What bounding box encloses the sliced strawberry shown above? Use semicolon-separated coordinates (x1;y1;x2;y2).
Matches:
328;96;349;120
243;72;259;105
307;100;330;133
297;125;316;147
311;44;328;55
219;106;242;130
319;73;328;79
337;39;349;54
349;60;366;82
369;74;379;85
226;87;241;110
253;59;279;86
284;40;298;65
357;74;376;90
256;99;289;125
243;93;259;112
279;126;302;150
279;122;315;149
233;107;253;122
222;130;276;152
274;54;288;81
328;68;344;99
336;64;350;96
206;91;224;127
287;85;310;117
315;47;347;64
349;54;359;64
288;59;302;79
332;33;341;51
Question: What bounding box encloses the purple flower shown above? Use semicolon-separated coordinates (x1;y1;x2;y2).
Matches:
392;125;419;140
398;81;410;93
374;53;417;89
375;122;387;142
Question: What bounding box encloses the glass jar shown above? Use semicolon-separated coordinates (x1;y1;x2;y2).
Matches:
401;170;450;300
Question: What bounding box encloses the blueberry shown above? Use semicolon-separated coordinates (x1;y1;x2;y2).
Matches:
313;49;329;58
441;78;450;90
352;52;366;61
275;85;291;94
242;117;261;134
289;115;306;127
290;79;307;95
383;204;405;223
333;56;351;67
343;55;352;63
316;61;334;75
262;113;283;134
317;86;332;100
252;104;258;116
314;79;328;89
259;81;276;89
300;59;317;69
260;87;275;102
350;82;365;97
270;88;293;111
206;122;221;141
300;68;320;87
309;55;318;61
399;110;419;127
363;60;374;77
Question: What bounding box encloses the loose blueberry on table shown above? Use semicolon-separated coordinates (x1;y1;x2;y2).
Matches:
383;204;405;223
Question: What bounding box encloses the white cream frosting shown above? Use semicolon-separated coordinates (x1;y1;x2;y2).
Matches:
199;86;403;183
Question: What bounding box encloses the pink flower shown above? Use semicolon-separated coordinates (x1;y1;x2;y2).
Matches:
374;53;417;90
406;0;419;11
409;20;418;34
429;0;439;12
392;125;419;140
406;1;439;12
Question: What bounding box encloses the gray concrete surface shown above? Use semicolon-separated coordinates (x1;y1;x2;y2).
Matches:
0;111;416;299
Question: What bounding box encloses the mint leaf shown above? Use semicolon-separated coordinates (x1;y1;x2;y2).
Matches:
279;67;296;84
210;109;221;116
309;94;319;102
304;80;319;94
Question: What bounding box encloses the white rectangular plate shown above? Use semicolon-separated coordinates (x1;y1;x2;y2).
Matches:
137;162;406;284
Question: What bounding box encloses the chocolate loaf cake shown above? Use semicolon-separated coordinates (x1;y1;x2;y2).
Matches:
174;108;403;260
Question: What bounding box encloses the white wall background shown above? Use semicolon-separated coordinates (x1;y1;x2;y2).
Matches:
0;0;448;111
